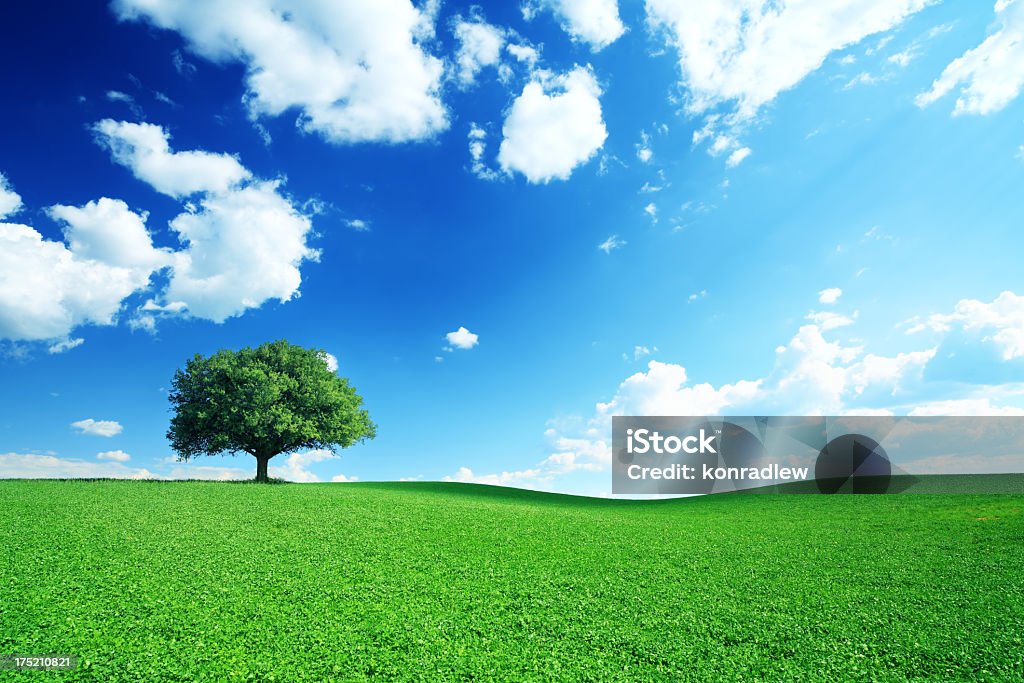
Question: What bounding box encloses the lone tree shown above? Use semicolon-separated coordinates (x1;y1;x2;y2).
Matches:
167;340;375;482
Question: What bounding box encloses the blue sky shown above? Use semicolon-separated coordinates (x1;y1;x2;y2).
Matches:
1;0;1023;493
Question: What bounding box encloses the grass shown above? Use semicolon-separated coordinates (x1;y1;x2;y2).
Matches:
1;477;1022;681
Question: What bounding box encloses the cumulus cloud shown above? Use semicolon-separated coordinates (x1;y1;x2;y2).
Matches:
320;351;339;373
916;0;1024;115
0;194;165;342
97;450;132;462
646;0;932;119
453;16;506;86
907;290;1024;360
443;465;548;488
0;173;22;218
47;197;169;271
0;452;157;479
112;0;447;144
71;419;124;437
268;449;339;483
507;43;540;66
456;292;1024;494
3;120;318;345
91;121;317;325
531;301;946;493
94;120;250;197
164;463;251;480
524;0;626;51
161;180;317;322
331;473;359;482
818;287;843;304
445;326;479;350
467;123;500;180
498;67;607;183
598;359;763;417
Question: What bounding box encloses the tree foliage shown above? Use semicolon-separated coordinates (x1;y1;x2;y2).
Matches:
167;340;375;481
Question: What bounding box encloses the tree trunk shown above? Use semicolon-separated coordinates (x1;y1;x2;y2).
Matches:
255;452;272;483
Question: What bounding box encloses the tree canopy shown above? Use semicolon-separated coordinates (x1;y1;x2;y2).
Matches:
167;340;375;482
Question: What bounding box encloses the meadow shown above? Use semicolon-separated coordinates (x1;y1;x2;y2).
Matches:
1;477;1022;681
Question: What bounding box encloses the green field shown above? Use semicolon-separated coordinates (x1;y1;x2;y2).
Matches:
2;478;1023;682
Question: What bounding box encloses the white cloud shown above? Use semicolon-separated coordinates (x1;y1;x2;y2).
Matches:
0;125;318;341
646;0;932;119
643;202;658;222
453;17;506;86
47;197;169;271
888;48;916;67
688;289;707;302
268;449;339;482
97;450;132;462
844;71;882;89
631;345;654;360
598;359;763;417
0;173;22;218
498;67;608;183
161;180;317;323
47;337;84;354
71;419;124;437
598;235;626;253
916;0;1024;115
0;195;164;342
524;0;625;51
0;452;157;479
709;134;735;155
908;290;1024;360
726;147;752;167
106;90;144;118
443;465;549;488
445;326;479;350
507;43;539;66
636;130;653;163
331;473;359;482
464;292;1024;494
166;463;251;480
806;310;857;331
909;399;1024;416
94;120;250;198
539;303;945;491
320;351;339;373
105;90;134;104
345;218;370;231
818;287;843;304
113;0;447;144
467;123;500;180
